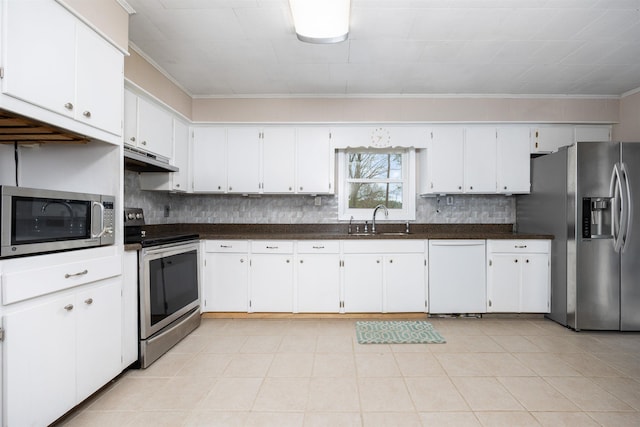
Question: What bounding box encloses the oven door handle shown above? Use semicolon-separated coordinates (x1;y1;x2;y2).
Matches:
91;201;107;238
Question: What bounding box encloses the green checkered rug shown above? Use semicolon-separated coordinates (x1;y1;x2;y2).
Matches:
355;320;446;344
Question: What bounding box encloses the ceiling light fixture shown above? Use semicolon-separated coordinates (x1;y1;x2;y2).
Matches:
289;0;351;44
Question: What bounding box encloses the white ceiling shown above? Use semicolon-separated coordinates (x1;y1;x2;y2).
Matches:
126;0;640;98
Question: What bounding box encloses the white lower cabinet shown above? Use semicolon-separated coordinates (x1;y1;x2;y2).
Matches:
3;277;122;427
250;241;294;312
486;240;550;313
342;240;426;313
428;240;486;314
204;241;249;312
296;241;340;313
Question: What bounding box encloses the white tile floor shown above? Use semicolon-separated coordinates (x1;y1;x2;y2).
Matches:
58;317;640;427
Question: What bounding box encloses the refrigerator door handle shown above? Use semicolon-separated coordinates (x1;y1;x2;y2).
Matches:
620;162;633;252
610;163;625;252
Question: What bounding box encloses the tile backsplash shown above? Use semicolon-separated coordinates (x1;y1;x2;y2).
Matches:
125;171;515;224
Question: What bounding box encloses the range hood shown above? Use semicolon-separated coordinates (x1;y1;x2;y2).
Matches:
124;146;178;173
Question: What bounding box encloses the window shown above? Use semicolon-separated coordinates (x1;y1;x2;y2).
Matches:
338;149;415;221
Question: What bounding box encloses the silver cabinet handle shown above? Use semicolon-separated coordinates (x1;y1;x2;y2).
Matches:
65;269;88;279
83;111;91;118
515;245;527;248
84;298;93;305
64;304;74;311
220;245;232;248
141;140;147;145
64;102;73;110
240;259;244;263
266;246;279;249
130;136;136;142
312;246;325;249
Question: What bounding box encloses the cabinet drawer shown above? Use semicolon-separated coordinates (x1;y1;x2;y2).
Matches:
297;241;340;254
2;255;122;305
487;240;550;254
205;240;249;253
251;241;294;254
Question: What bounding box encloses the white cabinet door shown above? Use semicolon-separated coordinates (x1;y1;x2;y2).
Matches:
384;253;426;313
192;127;227;193
520;253;550;313
3;294;77;427
428;240;486;314
262;128;295;193
486;254;521;312
74;24;122;135
250;254;294;312
123;89;138;147
464;127;497;193
575;125;611;142
296;127;334;194
343;254;383;312
137;96;174;159
427;127;464;194
497;127;531;194
171;119;190;191
297;254;341;313
2;0;75;118
227;127;261;193
76;278;122;402
205;253;249;312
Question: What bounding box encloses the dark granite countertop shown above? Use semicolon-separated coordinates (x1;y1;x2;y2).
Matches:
140;223;553;241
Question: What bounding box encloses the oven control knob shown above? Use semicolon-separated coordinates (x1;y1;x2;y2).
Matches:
127;213;135;220
135;213;143;220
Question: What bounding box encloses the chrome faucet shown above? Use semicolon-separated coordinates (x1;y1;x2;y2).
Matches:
371;204;389;234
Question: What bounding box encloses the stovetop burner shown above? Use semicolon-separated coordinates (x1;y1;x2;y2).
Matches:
124;207;198;246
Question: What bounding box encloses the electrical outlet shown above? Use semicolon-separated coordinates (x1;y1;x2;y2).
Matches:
164;205;170;217
314;196;321;206
446;196;454;205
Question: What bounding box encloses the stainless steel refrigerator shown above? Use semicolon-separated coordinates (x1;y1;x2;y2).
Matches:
517;141;640;331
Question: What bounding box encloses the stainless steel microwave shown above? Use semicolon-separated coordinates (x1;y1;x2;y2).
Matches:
1;186;115;258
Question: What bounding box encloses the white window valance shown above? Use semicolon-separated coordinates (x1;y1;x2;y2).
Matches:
330;126;429;149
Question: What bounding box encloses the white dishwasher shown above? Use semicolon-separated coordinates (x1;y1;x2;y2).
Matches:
428;240;486;314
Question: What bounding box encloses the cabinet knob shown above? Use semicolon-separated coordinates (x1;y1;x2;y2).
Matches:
289;186;292;191
515;259;518;263
300;260;304;264
389;259;393;263
84;298;94;305
130;137;136;142
286;259;290;263
83;110;91;118
218;186;222;190
64;102;73;110
229;186;233;191
64;304;74;311
504;186;508;190
300;186;303;191
240;259;244;263
376;260;380;264
469;186;473;190
175;184;180;188
458;186;462;190
526;259;529;263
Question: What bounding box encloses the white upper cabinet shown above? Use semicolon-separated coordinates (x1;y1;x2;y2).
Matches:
124;92;174;160
191;126;335;195
426;127;465;194
422;126;531;195
138;118;190;192
227;127;261;193
2;0;123;137
464;127;497;193
574;125;612;142
530;125;574;153
191;127;227;193
262;128;296;193
296;127;334;194
497;127;531;194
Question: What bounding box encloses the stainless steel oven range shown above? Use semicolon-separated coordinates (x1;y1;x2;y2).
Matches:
124;207;201;368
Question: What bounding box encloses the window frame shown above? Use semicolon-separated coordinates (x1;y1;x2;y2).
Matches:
337;148;416;221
